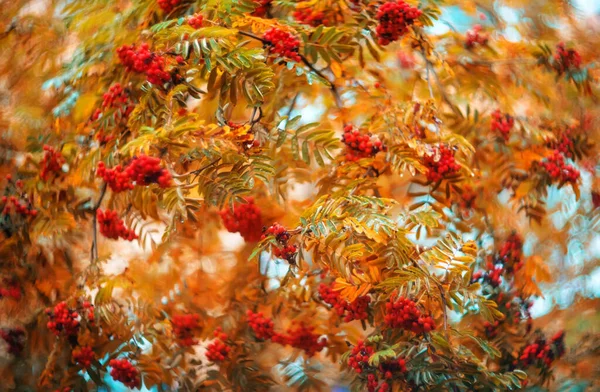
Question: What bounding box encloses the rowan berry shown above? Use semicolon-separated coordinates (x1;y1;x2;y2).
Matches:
499;233;523;272
109;359;140;389
252;0;272;17
554;42;581;74
171;314;201;347
375;1;422;46
490;109;514;141
117;44;170;85
72;346;95;368
275;323;326;356
272;243;298;263
397;51;416;69
157;0;180;13
0;282;21;300
125;155;172;188
341;125;384;162
46;302;80;336
263;28;302;63
347;340;374;373
97;209;138;241
40;145;65;181
219;197;263;242
457;185;477;210
187;13;203;29
423;145;460;182
293;9;330;26
206;329;231;362
465;24;488;48
247;310;275;340
540;150;580;183
318;283;370;322
96;162;134;193
384;296;436;334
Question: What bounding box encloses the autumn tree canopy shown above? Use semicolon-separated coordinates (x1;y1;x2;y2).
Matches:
0;0;599;391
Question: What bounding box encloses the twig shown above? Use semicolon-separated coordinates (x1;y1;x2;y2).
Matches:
300;55;343;109
238;30;343;109
90;182;108;262
238;30;268;44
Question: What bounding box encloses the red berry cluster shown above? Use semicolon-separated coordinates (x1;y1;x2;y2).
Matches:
0;328;25;355
423;145;461;182
318;283;370;322
109;359;140;389
83;301;95;324
554;42;582;74
0;282;21;300
457;184;476;210
247;310;275;340
342;125;384;162
1;195;37;217
483;264;504;287
72;346;95;368
102;83;132;112
263;28;302;63
547;130;574;159
540;150;580;184
499;233;524;272
252;0;272;17
518;331;566;368
157;0;180;13
46;302;80;336
117;43;170;85
483;320;501;338
384;296;436;334
396;51;416;69
465;24;488;48
219;197;263;242
293;8;329;27
247;311;325;356
348;341;375;373
96;162;134;193
97;209;138;241
490;109;514;141
126;155;172;187
272;323;327;357
99;83;134;122
262;223;297;263
188;13;203;29
171;314;200;347
375;1;422;46
40;145;65;181
206;328;231;362
347;341;406;391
